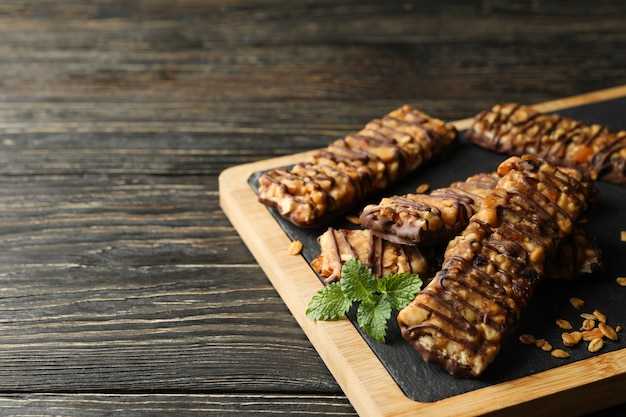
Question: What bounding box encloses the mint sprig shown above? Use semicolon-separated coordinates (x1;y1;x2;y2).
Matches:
305;258;422;343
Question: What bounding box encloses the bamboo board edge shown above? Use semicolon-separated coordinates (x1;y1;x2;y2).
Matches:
218;85;626;417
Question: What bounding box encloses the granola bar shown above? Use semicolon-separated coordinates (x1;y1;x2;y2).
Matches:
311;227;441;284
257;106;458;227
360;172;498;246
547;228;602;280
397;155;596;377
311;225;600;289
465;103;626;185
359;169;601;279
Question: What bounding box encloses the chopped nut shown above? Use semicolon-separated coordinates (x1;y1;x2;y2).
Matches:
551;349;570;359
599;322;618;341
592;309;607;324
588;337;604;353
416;183;430;194
617;277;626;287
580;318;596;331
569;297;585;309
556;319;573;330
519;334;536;344
562;331;582;347
288;240;303;256
582;328;603;342
345;214;361;225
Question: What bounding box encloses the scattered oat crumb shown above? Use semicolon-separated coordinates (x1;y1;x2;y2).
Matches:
621;230;626;241
288;240;303;256
562;331;582;347
580;312;597;320
616;325;623;333
599;322;619;341
580;318;596;331
556;319;573;330
551;349;570;359
592;309;607;324
588;337;604;353
617;277;626;287
535;339;552;351
519;334;535;344
416;183;430;194
582;328;603;342
569;297;585;309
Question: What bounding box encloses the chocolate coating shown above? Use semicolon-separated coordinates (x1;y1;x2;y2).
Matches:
397;155;596;377
466;103;626;185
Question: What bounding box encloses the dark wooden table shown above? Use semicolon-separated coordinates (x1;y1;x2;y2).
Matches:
0;1;624;416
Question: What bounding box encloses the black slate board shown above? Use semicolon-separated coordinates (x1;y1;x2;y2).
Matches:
248;97;626;402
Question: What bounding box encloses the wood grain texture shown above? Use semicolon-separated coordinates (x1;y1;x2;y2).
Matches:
0;0;625;415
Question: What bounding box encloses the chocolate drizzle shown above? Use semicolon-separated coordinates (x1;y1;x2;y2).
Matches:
311;227;441;285
466;103;626;185
257;105;459;228
397;155;596;378
360;172;499;246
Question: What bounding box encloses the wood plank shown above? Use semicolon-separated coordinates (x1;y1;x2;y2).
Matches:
219;86;626;417
0;174;342;393
0;394;357;416
0;263;341;393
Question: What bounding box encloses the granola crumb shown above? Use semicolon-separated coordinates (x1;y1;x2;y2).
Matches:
415;183;430;194
519;334;536;344
562;331;582;347
582;328;603;341
580;312;597;320
599;322;619;341
616;325;623;333
617;277;626;287
537;340;552;351
621;230;626;241
556;319;573;330
588;337;604;353
580;318;596;331
551;349;570;359
288;240;303;256
592;309;607;324
569;297;585;309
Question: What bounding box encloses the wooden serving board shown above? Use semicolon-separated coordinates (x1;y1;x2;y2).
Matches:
219;86;626;417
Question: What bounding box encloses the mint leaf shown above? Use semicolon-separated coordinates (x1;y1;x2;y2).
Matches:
356;294;392;343
340;258;377;302
306;259;423;344
305;282;351;321
378;272;422;310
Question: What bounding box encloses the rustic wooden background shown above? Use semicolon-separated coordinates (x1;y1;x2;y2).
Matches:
0;0;624;415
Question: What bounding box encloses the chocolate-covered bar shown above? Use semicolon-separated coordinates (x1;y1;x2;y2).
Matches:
257;106;459;228
359;169;601;279
311;228;442;284
548;228;602;280
311;225;600;287
397;155;596;377
465;103;626;185
360;172;498;246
